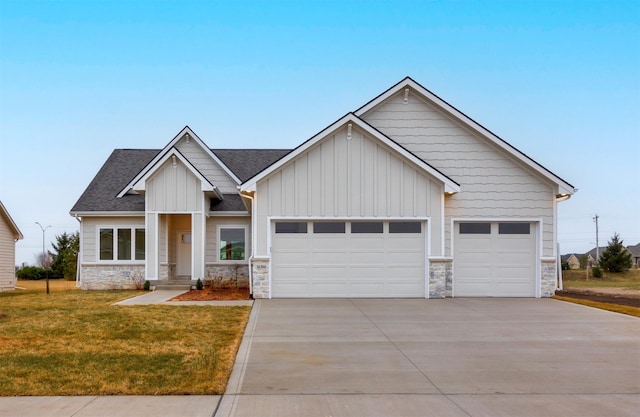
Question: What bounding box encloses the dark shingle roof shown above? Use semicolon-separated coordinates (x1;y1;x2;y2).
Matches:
71;149;159;212
210;194;247;212
212;149;290;182
71;148;291;213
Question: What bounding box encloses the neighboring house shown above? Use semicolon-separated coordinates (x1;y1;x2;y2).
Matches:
626;244;640;269
561;254;581;270
0;201;23;292
70;77;576;298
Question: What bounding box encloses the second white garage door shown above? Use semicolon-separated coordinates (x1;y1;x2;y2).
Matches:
453;222;537;297
271;220;425;298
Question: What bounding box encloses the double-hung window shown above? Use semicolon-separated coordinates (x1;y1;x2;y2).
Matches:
99;227;145;261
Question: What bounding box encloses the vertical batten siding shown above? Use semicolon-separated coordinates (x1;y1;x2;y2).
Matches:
0;218;16;289
175;139;238;193
362;92;556;257
147;159;203;212
255;124;442;256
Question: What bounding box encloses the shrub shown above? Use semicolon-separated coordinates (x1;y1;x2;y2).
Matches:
592;265;603;278
143;280;150;291
196;278;203;290
16;266;47;280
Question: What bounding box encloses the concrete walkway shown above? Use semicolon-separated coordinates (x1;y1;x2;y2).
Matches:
113;290;254;306
218;298;640;417
1;298;638;417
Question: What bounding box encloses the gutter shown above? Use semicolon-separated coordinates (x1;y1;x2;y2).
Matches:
239;189;256;298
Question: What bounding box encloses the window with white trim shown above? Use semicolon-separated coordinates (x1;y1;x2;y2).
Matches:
99;227;145;261
219;227;246;261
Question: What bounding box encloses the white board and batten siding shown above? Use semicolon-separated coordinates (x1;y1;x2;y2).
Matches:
361;91;557;259
255;124;444;256
255;124;444;298
146;159;204;213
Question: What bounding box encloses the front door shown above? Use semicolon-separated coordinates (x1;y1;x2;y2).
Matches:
176;230;192;277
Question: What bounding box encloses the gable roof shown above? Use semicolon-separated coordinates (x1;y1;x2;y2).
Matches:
70;148;291;214
626;243;640;257
0;201;23;240
129;147;221;199
355;77;576;197
213;149;291;182
117;126;241;198
240;113;460;194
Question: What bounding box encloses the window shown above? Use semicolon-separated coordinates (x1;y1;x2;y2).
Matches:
275;222;308;233
219;227;246;261
313;222;345;233
351;222;383;233
99;229;113;260
499;223;530;234
99;227;145;261
389;221;421;233
459;223;491;234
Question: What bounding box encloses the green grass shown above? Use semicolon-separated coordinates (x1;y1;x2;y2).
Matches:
0;287;250;395
561;269;640;290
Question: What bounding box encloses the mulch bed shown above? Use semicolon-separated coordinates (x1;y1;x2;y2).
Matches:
171;287;251;301
555;290;640;308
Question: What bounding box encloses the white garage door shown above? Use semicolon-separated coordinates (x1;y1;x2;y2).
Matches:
271;220;425;298
454;222;536;297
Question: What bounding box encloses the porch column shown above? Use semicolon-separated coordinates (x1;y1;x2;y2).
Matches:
192;212;205;280
146;212;158;280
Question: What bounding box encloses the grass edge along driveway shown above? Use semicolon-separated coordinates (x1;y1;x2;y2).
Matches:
0;289;250;395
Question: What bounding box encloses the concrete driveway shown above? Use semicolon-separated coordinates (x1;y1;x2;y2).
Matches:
219;298;640;417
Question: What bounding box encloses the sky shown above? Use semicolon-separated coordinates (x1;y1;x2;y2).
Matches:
1;0;638;266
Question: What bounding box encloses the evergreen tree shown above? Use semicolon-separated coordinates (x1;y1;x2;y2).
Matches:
598;233;633;273
50;232;80;280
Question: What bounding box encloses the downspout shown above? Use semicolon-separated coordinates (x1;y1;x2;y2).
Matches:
240;190;256;298
73;214;82;288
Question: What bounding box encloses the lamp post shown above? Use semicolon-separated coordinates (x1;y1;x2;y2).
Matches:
36;222;51;294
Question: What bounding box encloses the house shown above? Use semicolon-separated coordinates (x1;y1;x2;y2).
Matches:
626;244;640;269
561;253;581;269
0;201;23;292
70;77;576;298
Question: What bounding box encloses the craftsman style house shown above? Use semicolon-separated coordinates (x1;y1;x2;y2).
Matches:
70;77;575;298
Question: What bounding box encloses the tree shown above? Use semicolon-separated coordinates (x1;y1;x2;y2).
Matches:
598;233;633;273
50;232;80;280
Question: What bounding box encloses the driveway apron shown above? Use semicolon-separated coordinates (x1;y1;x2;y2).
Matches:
219;298;640;417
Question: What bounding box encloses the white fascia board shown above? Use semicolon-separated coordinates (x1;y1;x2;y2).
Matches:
69;211;145;217
355;77;575;195
130;148;218;195
117;126;240;198
241;113;460;194
0;201;23;240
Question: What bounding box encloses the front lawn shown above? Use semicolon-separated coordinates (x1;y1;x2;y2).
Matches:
0;288;250;395
562;269;640;290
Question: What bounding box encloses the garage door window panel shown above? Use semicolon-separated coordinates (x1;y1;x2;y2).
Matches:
389;221;421;233
313;222;346;233
275;222;308;234
459;223;491;234
498;223;530;234
351;222;384;233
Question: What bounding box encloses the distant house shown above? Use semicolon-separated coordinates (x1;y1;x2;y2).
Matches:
0;201;23;292
561;253;581;269
70;76;576;298
627;244;640;269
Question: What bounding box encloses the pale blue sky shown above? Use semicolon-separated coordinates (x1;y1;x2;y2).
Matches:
1;0;638;265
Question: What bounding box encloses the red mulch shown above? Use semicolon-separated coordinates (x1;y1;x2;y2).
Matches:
171;287;251;301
